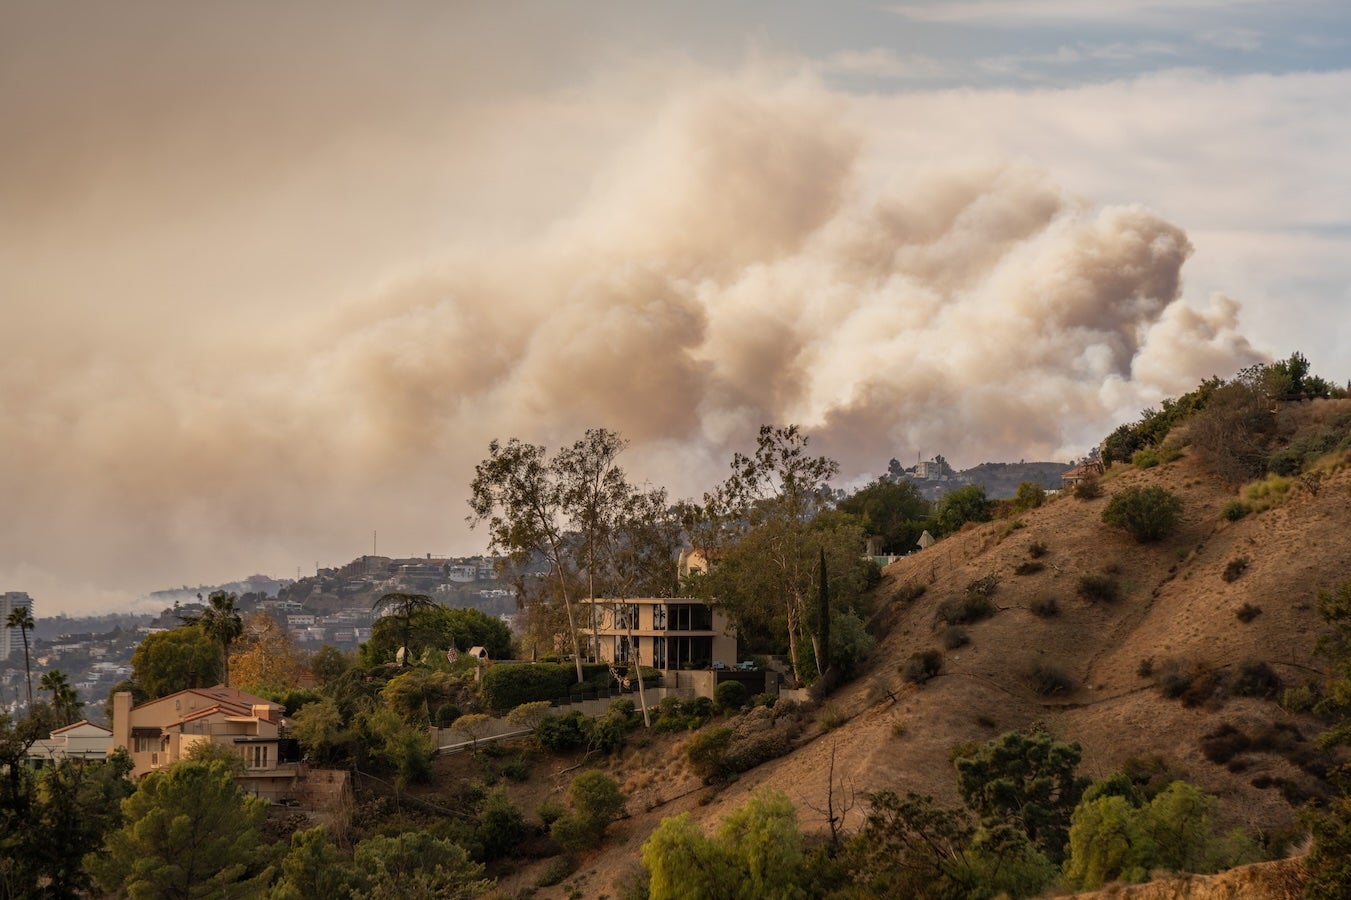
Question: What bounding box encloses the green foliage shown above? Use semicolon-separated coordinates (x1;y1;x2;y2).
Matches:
942;625;970;650
715;680;750;711
1220;499;1251;521
1073;475;1104;499
827;608;876;679
290;695;351;763
479;662;576;712
381;668;454;725
364;705;436;786
88;760;269;898
550;770;625;853
536;710;590;753
1102;378;1221;465
1063;779;1260;890
838;477;932;554
131;626;224;699
1305;794;1351;898
271;826;357;900
1102;485;1183;542
362;600;512;669
350;831;492;897
180;590;244;688
935;484;992;534
475;788;527;862
1077;573;1121;603
1012;481;1046;512
686;726;736;782
504;699;553;732
643;791;805;900
954;729;1090;864
309;644;352;687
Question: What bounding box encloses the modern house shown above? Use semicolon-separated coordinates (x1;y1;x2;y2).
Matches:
578;597;738;672
26;720;113;767
110;685;302;798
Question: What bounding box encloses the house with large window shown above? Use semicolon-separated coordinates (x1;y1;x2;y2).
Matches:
578;598;737;672
110;685;303;798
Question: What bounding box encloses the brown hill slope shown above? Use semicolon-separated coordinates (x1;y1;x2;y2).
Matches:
513;430;1351;897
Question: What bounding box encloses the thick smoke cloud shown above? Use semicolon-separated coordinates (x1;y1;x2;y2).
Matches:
0;74;1259;613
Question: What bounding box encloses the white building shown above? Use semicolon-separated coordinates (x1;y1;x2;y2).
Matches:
1;592;34;661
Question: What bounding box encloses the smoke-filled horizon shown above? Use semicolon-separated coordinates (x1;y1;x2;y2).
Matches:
4;4;1345;616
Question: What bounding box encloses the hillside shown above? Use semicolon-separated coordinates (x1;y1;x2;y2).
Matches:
511;400;1351;897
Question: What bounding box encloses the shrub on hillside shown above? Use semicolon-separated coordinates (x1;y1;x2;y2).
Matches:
1014;560;1045;576
942;626;969;650
1028;541;1049;558
902;650;943;684
1077;574;1121;604
1222;557;1250;583
1073;476;1104;500
1220;500;1250;521
479;663;576;712
1013;481;1047;511
1029;595;1059;618
1028;662;1074;697
1102;486;1183;543
535;711;590;754
1231;660;1281;698
715;680;749;711
938;594;996;625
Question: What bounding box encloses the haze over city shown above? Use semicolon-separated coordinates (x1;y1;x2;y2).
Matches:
3;1;1349;616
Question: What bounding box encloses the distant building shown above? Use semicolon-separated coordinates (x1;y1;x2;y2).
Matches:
1;592;34;661
1061;459;1105;490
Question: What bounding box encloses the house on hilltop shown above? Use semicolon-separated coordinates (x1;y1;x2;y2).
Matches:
1061;459;1105;490
111;685;305;798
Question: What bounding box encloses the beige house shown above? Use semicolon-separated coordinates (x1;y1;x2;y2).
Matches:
111;685;302;798
579;598;737;672
27;720;113;767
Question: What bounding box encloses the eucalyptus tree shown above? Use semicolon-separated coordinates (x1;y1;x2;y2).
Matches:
701;425;840;686
180;590;243;688
5;605;35;708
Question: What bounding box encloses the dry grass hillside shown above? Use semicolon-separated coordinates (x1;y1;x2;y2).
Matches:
495;402;1351;897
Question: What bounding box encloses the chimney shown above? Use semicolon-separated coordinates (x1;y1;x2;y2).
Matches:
112;691;133;753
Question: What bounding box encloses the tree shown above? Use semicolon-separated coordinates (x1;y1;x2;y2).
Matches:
39;669;82;726
698;426;841;686
290;695;350;764
309;644;352;688
350;831;491;898
838;478;932;554
643;790;805;900
362;603;512;669
469;438;586;683
87;759;269;898
935;484;991;535
1101;486;1183;543
271;826;356;900
5;605;34;708
1012;481;1046;512
953;728;1090;864
369;592;440;667
1306;579;1351;893
131;627;223;698
229;613;304;696
180;590;244;688
550;770;625;853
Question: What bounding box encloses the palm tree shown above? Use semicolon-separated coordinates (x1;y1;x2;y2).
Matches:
5;605;34;707
372;592;438;666
182;591;244;687
39;669;81;725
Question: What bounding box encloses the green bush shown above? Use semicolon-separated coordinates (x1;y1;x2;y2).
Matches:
686;726;735;781
1028;541;1049;558
942;626;970;650
550;771;625;853
1073;476;1104;500
1132;447;1161;468
1220;500;1250;521
535;711;589;753
1102;486;1183;543
1077;574;1121;604
938;593;996;625
1013;481;1047;511
479;663;576;712
715;680;750;711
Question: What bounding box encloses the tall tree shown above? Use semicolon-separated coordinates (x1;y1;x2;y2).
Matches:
228;613;304;695
701;425;840;686
5;605;35;708
468;438;584;682
39;669;82;726
555;428;632;662
180;591;243;688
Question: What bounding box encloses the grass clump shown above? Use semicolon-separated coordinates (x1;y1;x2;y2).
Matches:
1220;500;1250;521
1013;560;1045;576
1235;603;1262;624
1073;476;1104;499
942;625;970;650
1028;541;1049;558
1244;474;1293;512
1077;574;1121;604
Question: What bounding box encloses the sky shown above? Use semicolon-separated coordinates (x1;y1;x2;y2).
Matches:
3;1;1349;616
